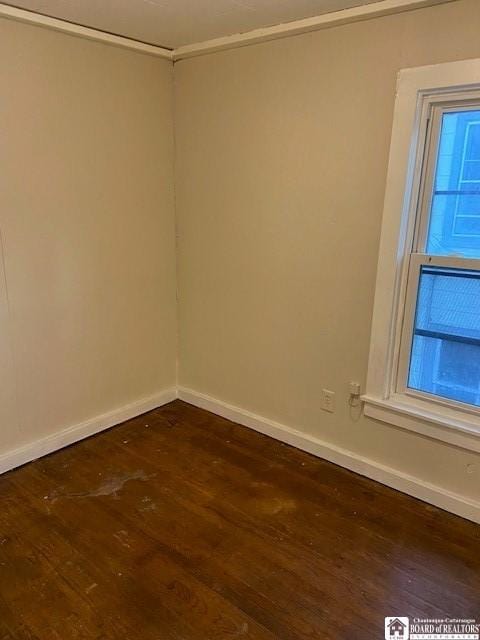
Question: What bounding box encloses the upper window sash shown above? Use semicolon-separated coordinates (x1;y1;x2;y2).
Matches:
414;98;480;257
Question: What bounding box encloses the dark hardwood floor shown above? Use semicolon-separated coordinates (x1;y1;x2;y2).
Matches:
0;399;478;639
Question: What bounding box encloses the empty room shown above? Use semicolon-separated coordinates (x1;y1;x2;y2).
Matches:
0;0;479;637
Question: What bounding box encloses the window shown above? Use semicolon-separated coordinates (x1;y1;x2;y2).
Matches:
364;60;480;451
398;103;480;410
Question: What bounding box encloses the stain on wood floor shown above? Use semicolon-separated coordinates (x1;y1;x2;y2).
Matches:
0;399;478;639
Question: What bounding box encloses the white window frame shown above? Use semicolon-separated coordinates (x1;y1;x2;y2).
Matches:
363;58;480;454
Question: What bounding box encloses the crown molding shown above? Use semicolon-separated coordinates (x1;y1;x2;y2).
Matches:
173;0;456;61
0;0;457;62
0;3;173;59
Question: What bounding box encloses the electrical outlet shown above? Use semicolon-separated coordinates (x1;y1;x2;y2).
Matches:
321;389;335;413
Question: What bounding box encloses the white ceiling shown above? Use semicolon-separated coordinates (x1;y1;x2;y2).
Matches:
3;0;383;49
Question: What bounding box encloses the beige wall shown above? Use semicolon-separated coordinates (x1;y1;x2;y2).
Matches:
0;18;176;452
1;0;480;509
175;0;480;501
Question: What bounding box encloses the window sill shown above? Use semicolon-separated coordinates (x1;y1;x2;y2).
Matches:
362;393;480;453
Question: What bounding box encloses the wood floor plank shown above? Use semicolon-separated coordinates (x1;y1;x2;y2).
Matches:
0;400;478;639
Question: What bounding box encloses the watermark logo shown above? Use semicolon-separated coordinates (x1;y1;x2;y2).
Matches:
385;617;410;640
385;617;479;639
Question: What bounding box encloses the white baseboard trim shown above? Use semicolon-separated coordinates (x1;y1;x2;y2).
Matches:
178;386;480;525
3;384;479;524
0;387;177;475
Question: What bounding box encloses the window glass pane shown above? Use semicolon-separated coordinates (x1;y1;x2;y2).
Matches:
426;110;480;258
408;266;480;406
